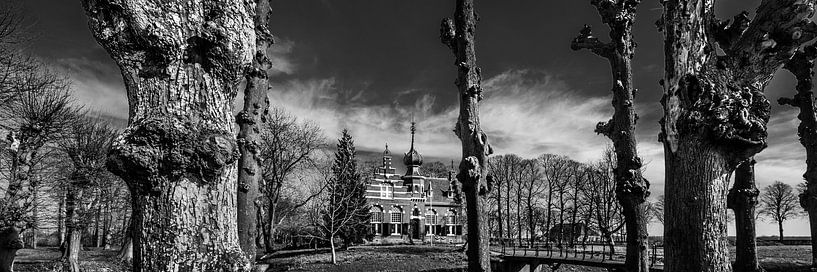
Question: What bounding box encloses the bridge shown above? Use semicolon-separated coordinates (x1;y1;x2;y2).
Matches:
492;242;664;272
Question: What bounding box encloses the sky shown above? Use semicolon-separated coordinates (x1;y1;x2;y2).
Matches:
15;0;811;237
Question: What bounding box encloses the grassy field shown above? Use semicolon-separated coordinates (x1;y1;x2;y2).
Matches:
12;245;814;272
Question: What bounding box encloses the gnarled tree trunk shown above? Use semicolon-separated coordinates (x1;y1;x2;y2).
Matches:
659;1;817;271
779;44;817;269
727;159;764;272
81;0;256;270
237;0;273;262
571;1;649;271
441;0;494;271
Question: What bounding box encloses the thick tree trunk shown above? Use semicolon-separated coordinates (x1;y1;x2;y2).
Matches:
780;44;817;269
659;1;816;271
82;1;256;271
571;1;649;270
727;159;764;272
663;140;733;272
778;222;784;243
441;0;493;271
0;227;23;272
237;0;272;263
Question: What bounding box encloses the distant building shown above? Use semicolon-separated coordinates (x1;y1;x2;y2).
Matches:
365;122;464;244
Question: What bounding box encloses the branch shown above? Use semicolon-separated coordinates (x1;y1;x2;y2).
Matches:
571;25;614;59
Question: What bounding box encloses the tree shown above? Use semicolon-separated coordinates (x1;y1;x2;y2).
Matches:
519;159;545;246
237;0;273;261
424;161;451;178
651;195;664;225
759;181;802;243
58;116;117;272
571;0;649;270
658;1;817;271
82;0;256;270
778;43;817;269
258;107;325;252
319;129;369;264
441;0;494;269
727;159;764;272
582;151;625;255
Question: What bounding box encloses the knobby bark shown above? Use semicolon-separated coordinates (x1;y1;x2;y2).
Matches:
779;44;817;268
571;1;649;271
81;1;256;271
441;0;494;271
727;159;764;272
659;1;817;271
237;0;273;262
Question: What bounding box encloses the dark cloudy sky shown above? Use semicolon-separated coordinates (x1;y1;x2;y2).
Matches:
17;0;808;236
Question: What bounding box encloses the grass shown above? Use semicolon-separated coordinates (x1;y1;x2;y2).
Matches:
11;245;814;272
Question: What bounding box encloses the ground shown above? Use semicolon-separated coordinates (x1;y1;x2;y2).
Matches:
11;245;814;271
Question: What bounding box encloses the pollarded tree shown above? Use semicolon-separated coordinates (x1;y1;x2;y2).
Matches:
759;181;802;243
778;44;817;269
571;1;649;271
81;0;256;270
658;1;817;271
236;0;273;261
441;0;494;270
727;159;764;272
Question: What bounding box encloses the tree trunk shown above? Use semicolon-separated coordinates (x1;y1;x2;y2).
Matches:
58;192;65;250
659;1;816;271
237;0;273;263
778;222;784;243
119;219;133;263
82;1;256;271
265;202;276;252
329;236;337;265
571;1;650;271
497;190;503;245
780;44;817;269
441;0;493;270
0;227;23;272
62;187;81;272
728;159;764;272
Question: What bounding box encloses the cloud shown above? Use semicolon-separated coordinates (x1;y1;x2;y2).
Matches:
267;38;297;76
52;57;128;121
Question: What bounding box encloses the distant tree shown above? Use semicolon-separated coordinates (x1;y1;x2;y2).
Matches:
759;181;802;243
57;116;116;272
424;161;450;178
259;107;325;252
651;195;664;225
319;129;369;264
727;159;764;272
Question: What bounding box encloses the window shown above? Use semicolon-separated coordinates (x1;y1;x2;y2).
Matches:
370;206;384;223
391;212;403;224
380;183;393;198
425;210;437;225
445;210;457;225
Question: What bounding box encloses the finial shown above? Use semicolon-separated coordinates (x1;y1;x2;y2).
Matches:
410;121;416;149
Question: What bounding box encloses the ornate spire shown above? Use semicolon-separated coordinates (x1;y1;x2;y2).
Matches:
403;121;423;169
410;121;416;149
384;142;391;156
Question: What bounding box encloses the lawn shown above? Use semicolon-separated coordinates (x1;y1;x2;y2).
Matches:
11;245;814;272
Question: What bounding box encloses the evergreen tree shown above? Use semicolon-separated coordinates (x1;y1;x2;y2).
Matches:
322;129;369;261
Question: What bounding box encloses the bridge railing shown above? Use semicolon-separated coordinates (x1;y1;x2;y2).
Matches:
491;238;664;268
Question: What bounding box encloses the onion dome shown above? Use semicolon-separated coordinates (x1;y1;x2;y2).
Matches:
403;122;423;166
384;143;391;156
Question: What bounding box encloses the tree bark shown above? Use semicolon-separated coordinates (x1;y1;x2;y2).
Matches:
237;0;273;262
82;1;256;270
659;1;817;271
572;2;650;270
727;159;764;272
441;0;493;271
62;187;81;272
779;44;817;269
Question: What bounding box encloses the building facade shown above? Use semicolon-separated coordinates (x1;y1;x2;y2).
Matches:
365;123;464;244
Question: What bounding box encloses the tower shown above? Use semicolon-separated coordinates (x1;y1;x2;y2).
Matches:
402;122;424;192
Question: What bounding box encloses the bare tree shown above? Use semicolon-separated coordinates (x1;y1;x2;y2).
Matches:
520;159;545;246
759;181;802;243
779;44;817;269
441;0;494;270
538;154;571;248
651;195;664;225
258;107;325;252
237;0;273;261
658;1;817;270
57;116;117;272
572;0;649;270
580;150;624;255
82;0;256;270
